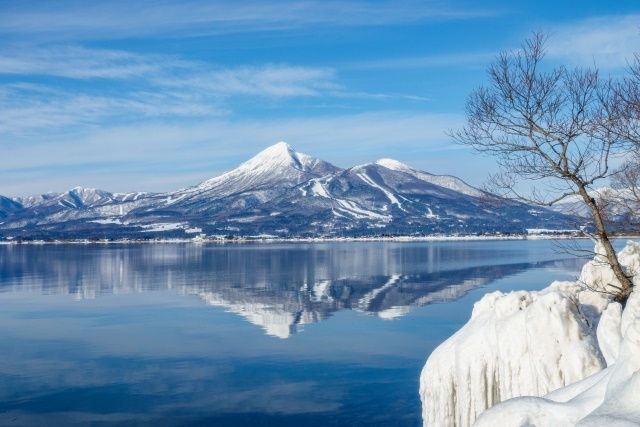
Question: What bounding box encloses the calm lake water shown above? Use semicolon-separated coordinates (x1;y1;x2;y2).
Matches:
0;239;597;426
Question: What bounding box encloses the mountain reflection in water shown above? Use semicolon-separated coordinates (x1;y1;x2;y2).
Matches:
0;241;584;338
0;240;594;427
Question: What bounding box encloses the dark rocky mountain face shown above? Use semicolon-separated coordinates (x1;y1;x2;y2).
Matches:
0;142;575;239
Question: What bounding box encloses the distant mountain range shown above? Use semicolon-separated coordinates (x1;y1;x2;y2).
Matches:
0;142;576;239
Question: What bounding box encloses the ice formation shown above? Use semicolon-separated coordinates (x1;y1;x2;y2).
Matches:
420;240;640;427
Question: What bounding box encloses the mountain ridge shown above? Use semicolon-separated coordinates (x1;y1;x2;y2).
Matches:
0;142;575;239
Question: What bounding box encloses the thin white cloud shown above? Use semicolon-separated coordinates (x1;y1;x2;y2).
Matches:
0;112;473;196
0;44;345;135
0;45;185;79
546;15;640;69
0;84;227;137
0;44;339;98
158;64;339;97
0;1;501;41
0;41;432;138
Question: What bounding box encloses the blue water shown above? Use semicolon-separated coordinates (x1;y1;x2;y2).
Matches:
0;240;596;426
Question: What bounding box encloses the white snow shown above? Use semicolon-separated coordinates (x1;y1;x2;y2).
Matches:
473;313;640;427
89;218;124;225
375;158;485;198
310;179;331;198
164;193;187;205
357;275;401;312
356;172;405;210
420;240;640;427
157;142;339;208
195;290;317;339
334;199;391;221
139;222;187;232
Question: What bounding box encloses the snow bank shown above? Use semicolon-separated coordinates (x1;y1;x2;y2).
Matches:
420;240;640;427
473;314;640;427
420;284;606;426
579;240;640;296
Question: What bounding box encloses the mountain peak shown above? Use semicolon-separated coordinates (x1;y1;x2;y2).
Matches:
250;141;302;169
184;142;341;198
375;158;418;173
272;141;293;151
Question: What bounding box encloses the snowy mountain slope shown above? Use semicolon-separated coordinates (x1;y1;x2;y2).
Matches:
375;158;486;198
120;142;342;220
0;143;337;232
0;196;23;219
0;187;160;232
0;142;576;238
224;160;571;236
168;141;338;200
16;187;117;210
13;187;157;212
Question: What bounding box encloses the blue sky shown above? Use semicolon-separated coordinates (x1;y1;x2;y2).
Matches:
1;0;639;197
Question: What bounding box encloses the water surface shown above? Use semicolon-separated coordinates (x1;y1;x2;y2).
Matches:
0;240;594;426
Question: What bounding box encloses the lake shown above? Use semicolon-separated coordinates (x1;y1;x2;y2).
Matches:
0;239;596;426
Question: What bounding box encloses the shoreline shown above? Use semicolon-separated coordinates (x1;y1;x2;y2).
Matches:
3;234;635;245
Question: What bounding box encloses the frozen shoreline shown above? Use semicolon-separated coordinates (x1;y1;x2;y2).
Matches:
420;240;640;426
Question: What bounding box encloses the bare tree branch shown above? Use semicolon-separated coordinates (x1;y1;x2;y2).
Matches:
448;31;635;303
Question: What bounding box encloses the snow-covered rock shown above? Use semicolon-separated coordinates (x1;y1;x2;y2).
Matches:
578;240;640;297
473;315;640;427
420;286;606;427
597;302;623;366
420;240;640;427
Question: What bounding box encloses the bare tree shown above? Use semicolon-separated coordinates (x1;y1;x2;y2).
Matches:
611;52;640;148
606;151;640;230
450;31;634;303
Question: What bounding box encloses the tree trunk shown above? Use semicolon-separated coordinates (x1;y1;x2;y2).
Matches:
577;184;633;304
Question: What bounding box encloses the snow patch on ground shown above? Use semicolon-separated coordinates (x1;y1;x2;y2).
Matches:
139;222;187;232
334;199;391;221
89;218;124;225
356;172;405;211
310;179;331;198
420;240;640;427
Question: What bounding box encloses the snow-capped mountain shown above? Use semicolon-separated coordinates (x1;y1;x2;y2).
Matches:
0;142;575;239
374;158;486;198
123;142;341;219
220;157;571;236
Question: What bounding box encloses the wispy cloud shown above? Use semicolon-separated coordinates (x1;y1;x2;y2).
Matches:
0;1;501;41
0;112;473;196
546;15;640;69
0;45;185;79
0;82;227;137
0;44;346;136
158;64;339;97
